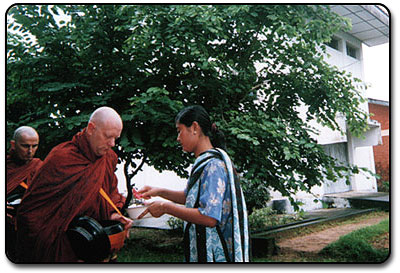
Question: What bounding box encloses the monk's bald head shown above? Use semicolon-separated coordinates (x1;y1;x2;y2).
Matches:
89;106;123;130
13;126;39;143
87;107;123;157
11;126;39;163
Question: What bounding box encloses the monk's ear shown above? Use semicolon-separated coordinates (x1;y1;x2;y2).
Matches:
87;122;96;135
10;140;15;150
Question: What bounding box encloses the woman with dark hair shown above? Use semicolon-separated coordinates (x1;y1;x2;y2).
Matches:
138;105;249;262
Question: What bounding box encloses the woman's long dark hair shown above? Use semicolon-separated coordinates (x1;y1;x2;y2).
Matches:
175;105;227;151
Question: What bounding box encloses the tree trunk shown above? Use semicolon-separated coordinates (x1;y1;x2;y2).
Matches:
122;155;146;211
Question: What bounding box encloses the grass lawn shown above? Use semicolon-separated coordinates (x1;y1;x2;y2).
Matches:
117;228;183;262
319;218;389;262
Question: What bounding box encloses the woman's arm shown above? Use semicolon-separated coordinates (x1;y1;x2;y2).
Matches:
158;188;187;205
138;186;186;205
138;201;217;228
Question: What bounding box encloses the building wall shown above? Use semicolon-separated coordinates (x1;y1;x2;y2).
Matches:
269;32;379;210
322;32;378;193
369;101;390;185
369;102;389;130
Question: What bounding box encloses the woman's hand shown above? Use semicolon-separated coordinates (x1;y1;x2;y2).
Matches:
138;201;169;219
137;185;161;200
110;213;134;238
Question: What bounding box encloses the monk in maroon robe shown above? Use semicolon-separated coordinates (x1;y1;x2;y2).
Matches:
7;126;42;195
7;154;42;194
16;107;133;262
7;126;42;261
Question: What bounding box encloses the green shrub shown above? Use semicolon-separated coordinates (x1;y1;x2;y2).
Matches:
248;206;305;231
242;178;271;212
379;180;389;192
167;216;184;231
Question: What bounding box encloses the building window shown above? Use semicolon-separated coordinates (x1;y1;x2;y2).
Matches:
346;43;359;59
326;37;341;51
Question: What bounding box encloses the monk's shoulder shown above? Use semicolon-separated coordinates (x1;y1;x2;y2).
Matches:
45;141;83;164
31;158;43;165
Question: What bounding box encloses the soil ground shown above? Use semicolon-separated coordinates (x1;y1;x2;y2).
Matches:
269;212;389;261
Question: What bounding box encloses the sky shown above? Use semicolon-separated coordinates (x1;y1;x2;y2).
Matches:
363;43;390;102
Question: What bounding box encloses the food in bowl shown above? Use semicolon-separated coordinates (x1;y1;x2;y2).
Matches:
127;205;151;219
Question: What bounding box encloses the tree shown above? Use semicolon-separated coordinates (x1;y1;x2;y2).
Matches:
7;4;370;211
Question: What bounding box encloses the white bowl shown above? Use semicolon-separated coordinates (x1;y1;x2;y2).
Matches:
127;205;151;219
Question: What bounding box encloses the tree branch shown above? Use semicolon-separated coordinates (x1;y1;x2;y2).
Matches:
123;154;147;210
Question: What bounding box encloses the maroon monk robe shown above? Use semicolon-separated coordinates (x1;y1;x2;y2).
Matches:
7;152;42;262
16;129;125;262
7;152;42;195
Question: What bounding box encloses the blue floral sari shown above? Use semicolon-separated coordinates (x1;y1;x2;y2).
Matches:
184;148;250;262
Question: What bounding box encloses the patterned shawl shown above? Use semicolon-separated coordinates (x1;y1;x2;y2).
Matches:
184;148;249;262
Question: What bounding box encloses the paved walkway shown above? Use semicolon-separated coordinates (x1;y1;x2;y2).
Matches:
306;207;375;220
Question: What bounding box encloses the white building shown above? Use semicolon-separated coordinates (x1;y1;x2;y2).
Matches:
117;5;390;216
269;5;389;211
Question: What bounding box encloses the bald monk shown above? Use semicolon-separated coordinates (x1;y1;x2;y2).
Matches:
7;126;42;195
16;107;133;262
7;126;42;261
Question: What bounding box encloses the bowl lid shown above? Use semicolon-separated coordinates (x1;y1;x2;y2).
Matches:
7;191;24;203
99;220;124;235
67;216;111;262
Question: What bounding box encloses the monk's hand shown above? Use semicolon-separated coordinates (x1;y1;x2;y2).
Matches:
138;201;168;219
137;185;160;200
110;213;134;238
